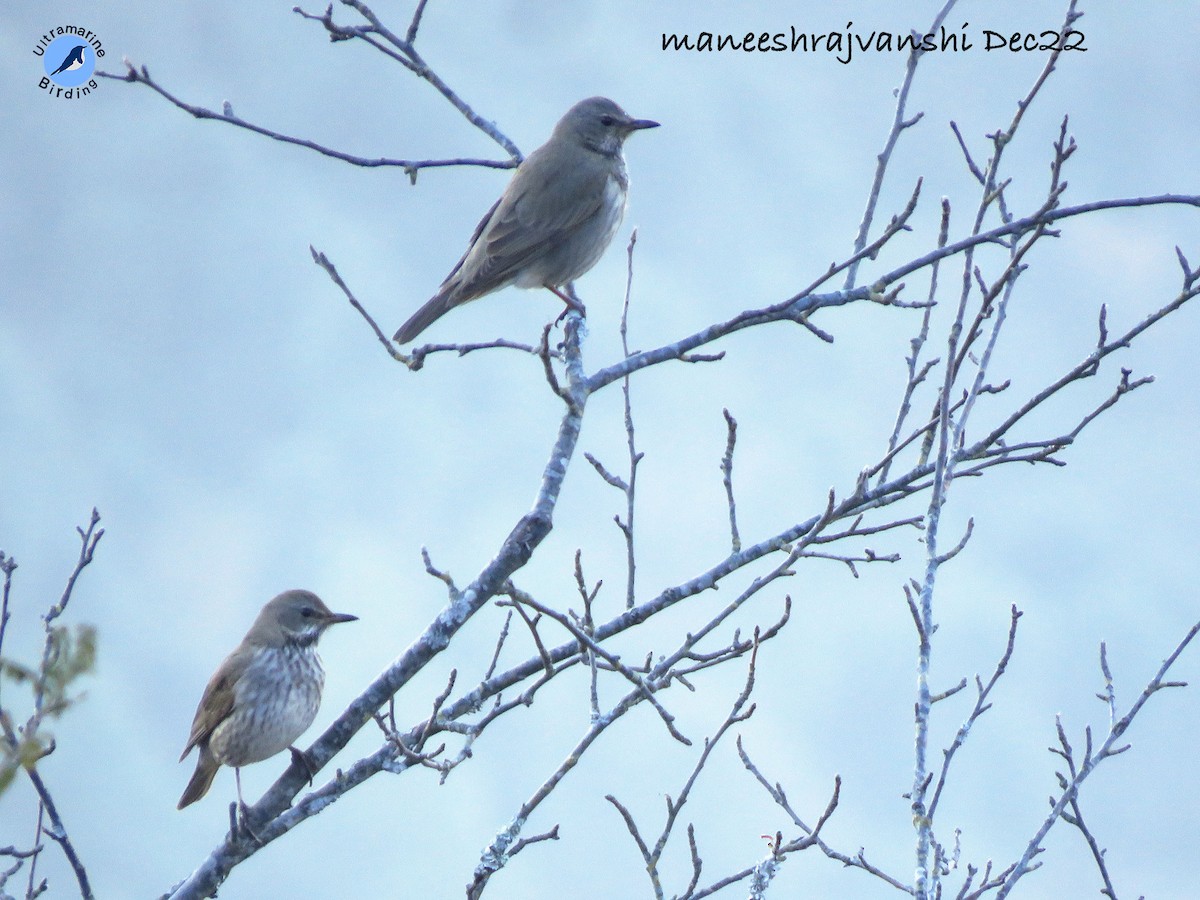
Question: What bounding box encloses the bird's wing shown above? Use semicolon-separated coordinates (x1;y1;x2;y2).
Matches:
463;145;612;291
178;647;245;760
436;195;504;289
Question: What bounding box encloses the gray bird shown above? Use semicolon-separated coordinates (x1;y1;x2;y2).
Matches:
177;590;357;815
394;96;659;344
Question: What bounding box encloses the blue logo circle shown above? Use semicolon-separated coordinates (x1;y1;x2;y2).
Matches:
44;35;95;87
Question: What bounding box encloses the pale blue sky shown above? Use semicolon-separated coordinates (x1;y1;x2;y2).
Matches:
3;2;1199;897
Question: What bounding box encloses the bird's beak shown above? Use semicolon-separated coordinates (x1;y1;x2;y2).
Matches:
324;611;359;625
626;118;660;131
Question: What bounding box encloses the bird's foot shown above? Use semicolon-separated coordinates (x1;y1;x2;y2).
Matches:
230;801;265;846
289;745;317;786
549;285;587;324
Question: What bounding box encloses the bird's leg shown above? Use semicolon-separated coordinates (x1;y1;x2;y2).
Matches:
289;745;317;786
233;767;264;845
548;283;587;324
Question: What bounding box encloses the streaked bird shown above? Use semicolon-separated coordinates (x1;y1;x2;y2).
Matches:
394;96;659;344
177;590;357;819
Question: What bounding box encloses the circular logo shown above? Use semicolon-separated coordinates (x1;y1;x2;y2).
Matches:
43;35;96;87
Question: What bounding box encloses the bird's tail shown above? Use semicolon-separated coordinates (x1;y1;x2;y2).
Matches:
178;747;220;809
393;288;458;344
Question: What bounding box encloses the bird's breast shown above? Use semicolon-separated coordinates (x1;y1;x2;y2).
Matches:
514;171;629;290
209;644;326;767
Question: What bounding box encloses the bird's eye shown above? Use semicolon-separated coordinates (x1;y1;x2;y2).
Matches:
599;115;616;127
301;607;315;618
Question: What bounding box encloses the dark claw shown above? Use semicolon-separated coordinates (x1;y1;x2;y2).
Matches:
289;745;317;786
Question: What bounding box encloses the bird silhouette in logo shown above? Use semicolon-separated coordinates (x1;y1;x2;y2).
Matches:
50;45;86;76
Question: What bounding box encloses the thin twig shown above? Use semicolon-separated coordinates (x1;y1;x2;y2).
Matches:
25;769;94;900
97;62;516;175
996;619;1200;898
844;0;957;289
720;409;742;553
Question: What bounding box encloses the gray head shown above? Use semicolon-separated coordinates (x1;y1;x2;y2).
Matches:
553;96;659;157
248;589;358;647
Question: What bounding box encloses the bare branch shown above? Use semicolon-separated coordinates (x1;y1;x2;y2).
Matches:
928;605;1023;818
504;588;690;745
610;639;763;896
617;231;643;608
23;769;94;900
0;553;17;662
420;548;460;602
996;619;1200;898
738;739;908;893
97;61;516;175
720;409;742;553
466;684;647;899
844;0;957;289
496;586;555;677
